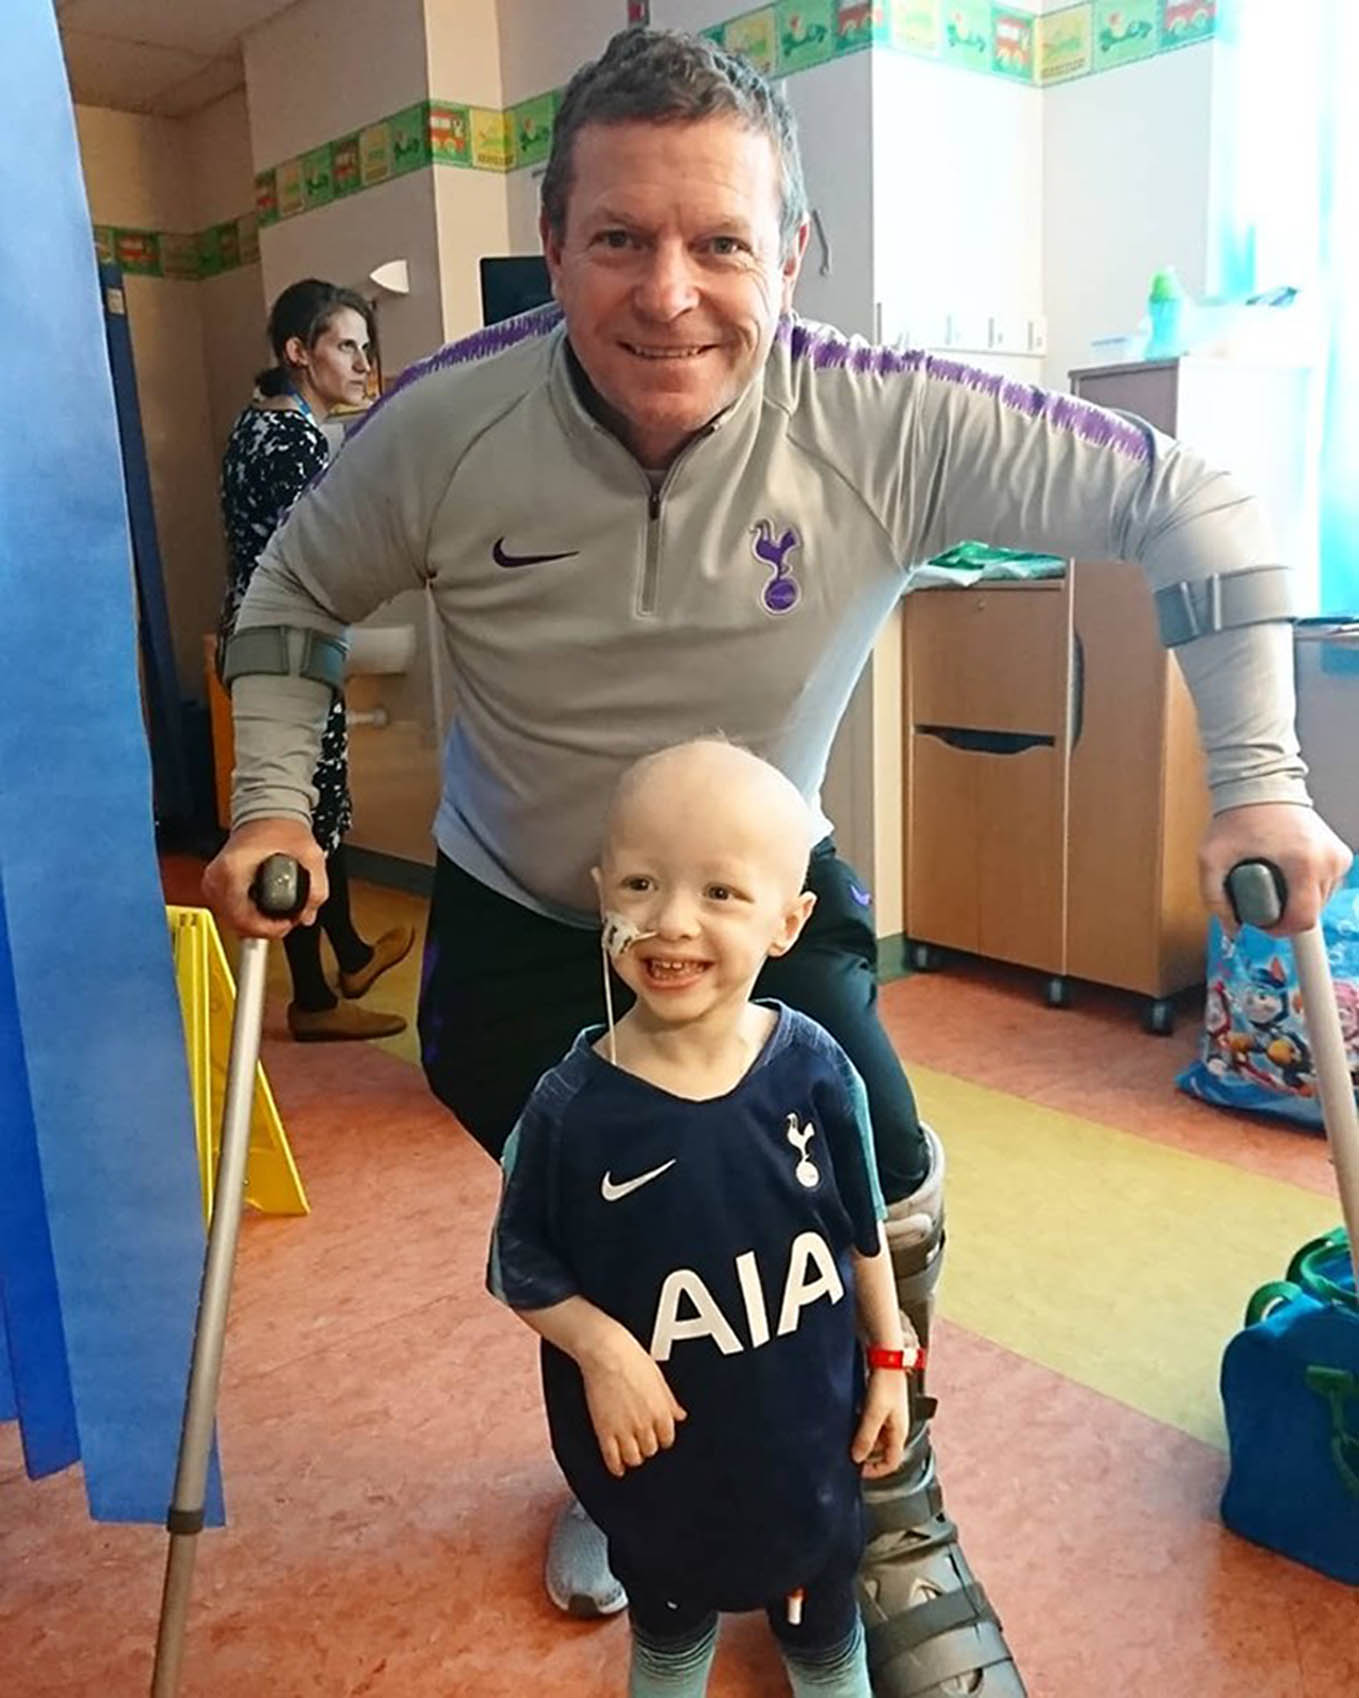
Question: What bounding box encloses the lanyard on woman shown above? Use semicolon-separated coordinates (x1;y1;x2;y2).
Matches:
286;382;313;421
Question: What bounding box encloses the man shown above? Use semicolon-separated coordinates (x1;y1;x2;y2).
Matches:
205;27;1349;1698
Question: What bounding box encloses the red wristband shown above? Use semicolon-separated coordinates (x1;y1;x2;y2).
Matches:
866;1345;925;1371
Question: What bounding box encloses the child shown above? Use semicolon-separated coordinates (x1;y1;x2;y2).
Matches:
488;740;912;1698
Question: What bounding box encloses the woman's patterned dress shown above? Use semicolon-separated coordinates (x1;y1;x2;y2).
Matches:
217;406;351;854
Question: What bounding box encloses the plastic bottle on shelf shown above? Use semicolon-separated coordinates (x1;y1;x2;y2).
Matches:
1146;266;1187;360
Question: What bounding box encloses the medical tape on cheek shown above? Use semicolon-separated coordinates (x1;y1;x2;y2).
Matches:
599;912;657;1063
601;913;655;959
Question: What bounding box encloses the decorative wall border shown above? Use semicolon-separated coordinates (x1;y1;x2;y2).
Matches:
1038;0;1215;85
249;1;1217;223
92;214;260;281
96;0;1217;271
250;91;561;229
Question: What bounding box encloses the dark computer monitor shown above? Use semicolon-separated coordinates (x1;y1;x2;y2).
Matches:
479;255;552;326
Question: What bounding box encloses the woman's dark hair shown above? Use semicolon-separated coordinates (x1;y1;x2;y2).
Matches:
256;278;376;397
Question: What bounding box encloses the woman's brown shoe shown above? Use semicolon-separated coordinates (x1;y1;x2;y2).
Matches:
286;1002;407;1042
338;925;415;1000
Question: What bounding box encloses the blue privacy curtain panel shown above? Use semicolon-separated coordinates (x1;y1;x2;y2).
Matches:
0;0;222;1524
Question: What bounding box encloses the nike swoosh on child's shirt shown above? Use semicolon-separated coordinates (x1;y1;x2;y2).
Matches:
600;1159;677;1202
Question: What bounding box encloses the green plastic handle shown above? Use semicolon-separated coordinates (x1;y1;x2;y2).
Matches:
1304;1365;1359;1499
1288;1230;1358;1313
1245;1280;1303;1327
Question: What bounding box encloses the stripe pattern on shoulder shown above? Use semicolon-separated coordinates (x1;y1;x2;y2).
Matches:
778;317;1149;461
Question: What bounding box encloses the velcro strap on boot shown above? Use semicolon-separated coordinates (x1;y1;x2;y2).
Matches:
895;1253;943;1314
865;1479;948;1538
866;1582;999;1674
892;1226;945;1313
1154;565;1294;648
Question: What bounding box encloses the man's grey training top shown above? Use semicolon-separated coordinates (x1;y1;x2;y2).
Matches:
231;306;1307;922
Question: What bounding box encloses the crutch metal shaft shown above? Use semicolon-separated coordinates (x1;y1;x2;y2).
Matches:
151;855;305;1696
1226;859;1359;1296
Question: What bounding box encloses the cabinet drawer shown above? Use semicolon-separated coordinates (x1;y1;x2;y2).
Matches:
907;584;1069;736
907;731;1066;973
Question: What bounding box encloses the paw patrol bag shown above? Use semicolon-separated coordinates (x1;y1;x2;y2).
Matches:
1178;863;1359;1127
1218;862;1359;1582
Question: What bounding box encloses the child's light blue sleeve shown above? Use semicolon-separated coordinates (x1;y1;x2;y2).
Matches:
791;1014;887;1253
486;1096;578;1311
831;1049;887;1239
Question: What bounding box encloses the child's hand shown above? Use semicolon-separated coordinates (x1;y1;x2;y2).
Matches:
581;1333;687;1478
851;1368;910;1478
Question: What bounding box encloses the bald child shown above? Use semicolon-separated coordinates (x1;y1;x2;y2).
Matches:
488;740;909;1698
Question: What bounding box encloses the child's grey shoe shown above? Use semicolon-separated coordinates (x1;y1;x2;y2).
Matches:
545;1497;628;1618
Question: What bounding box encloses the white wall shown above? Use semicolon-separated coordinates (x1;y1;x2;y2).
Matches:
789;55;876;336
197;266;267;452
495;0;620;105
243;0;430;166
185;91;267;453
245;0;445;380
434;166;513;339
651;0;733;33
872;49;1043;355
186;89;256;226
504;167;542;253
494;0;623;256
74;104;228;700
425;0;503;105
1042;43;1216;391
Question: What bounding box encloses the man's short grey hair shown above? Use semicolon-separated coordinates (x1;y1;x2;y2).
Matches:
541;27;808;260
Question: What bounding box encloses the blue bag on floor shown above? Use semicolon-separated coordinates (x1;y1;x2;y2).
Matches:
1220;1229;1359;1582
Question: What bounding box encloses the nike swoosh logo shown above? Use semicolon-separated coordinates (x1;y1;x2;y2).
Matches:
600;1159;677;1202
492;537;580;569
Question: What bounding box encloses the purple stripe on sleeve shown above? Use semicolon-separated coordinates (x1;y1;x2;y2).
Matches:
346;302;563;442
781;317;1150;459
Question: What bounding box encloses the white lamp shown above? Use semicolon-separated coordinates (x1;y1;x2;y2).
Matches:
368;259;410;296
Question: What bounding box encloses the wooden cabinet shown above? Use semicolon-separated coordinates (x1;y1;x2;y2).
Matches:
1065;560;1211;1002
905;582;1071;976
903;568;1210;1024
899;357;1306;1027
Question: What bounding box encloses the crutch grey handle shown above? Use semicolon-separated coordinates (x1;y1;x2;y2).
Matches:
1224;858;1288;931
151;854;306;1697
1225;858;1359;1299
248;852;309;919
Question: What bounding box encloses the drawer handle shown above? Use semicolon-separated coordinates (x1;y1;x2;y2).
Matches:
1070;630;1085;751
917;725;1054;755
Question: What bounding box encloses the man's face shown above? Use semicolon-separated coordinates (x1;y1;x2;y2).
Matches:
542;116;807;468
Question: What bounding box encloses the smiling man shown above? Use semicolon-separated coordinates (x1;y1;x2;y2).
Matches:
545;116;796;467
205;26;1348;1698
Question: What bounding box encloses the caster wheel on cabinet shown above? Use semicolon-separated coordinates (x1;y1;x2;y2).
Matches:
909;941;940;973
1044;976;1071;1009
1144;998;1176;1036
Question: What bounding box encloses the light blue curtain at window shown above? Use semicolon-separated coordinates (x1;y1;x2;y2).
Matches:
1217;0;1359;614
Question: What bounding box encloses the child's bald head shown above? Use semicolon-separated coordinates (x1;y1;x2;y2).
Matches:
604;739;815;901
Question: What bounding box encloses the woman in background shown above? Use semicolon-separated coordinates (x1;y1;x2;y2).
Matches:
218;278;412;1041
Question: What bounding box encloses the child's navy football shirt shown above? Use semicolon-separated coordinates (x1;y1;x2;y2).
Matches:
488;1002;884;1611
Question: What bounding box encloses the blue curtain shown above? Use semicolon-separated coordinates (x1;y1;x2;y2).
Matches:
0;0;222;1523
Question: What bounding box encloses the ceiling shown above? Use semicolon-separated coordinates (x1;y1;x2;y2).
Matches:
55;0;299;118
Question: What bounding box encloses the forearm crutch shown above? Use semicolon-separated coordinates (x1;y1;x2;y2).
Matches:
150;855;307;1697
1227;858;1359;1295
